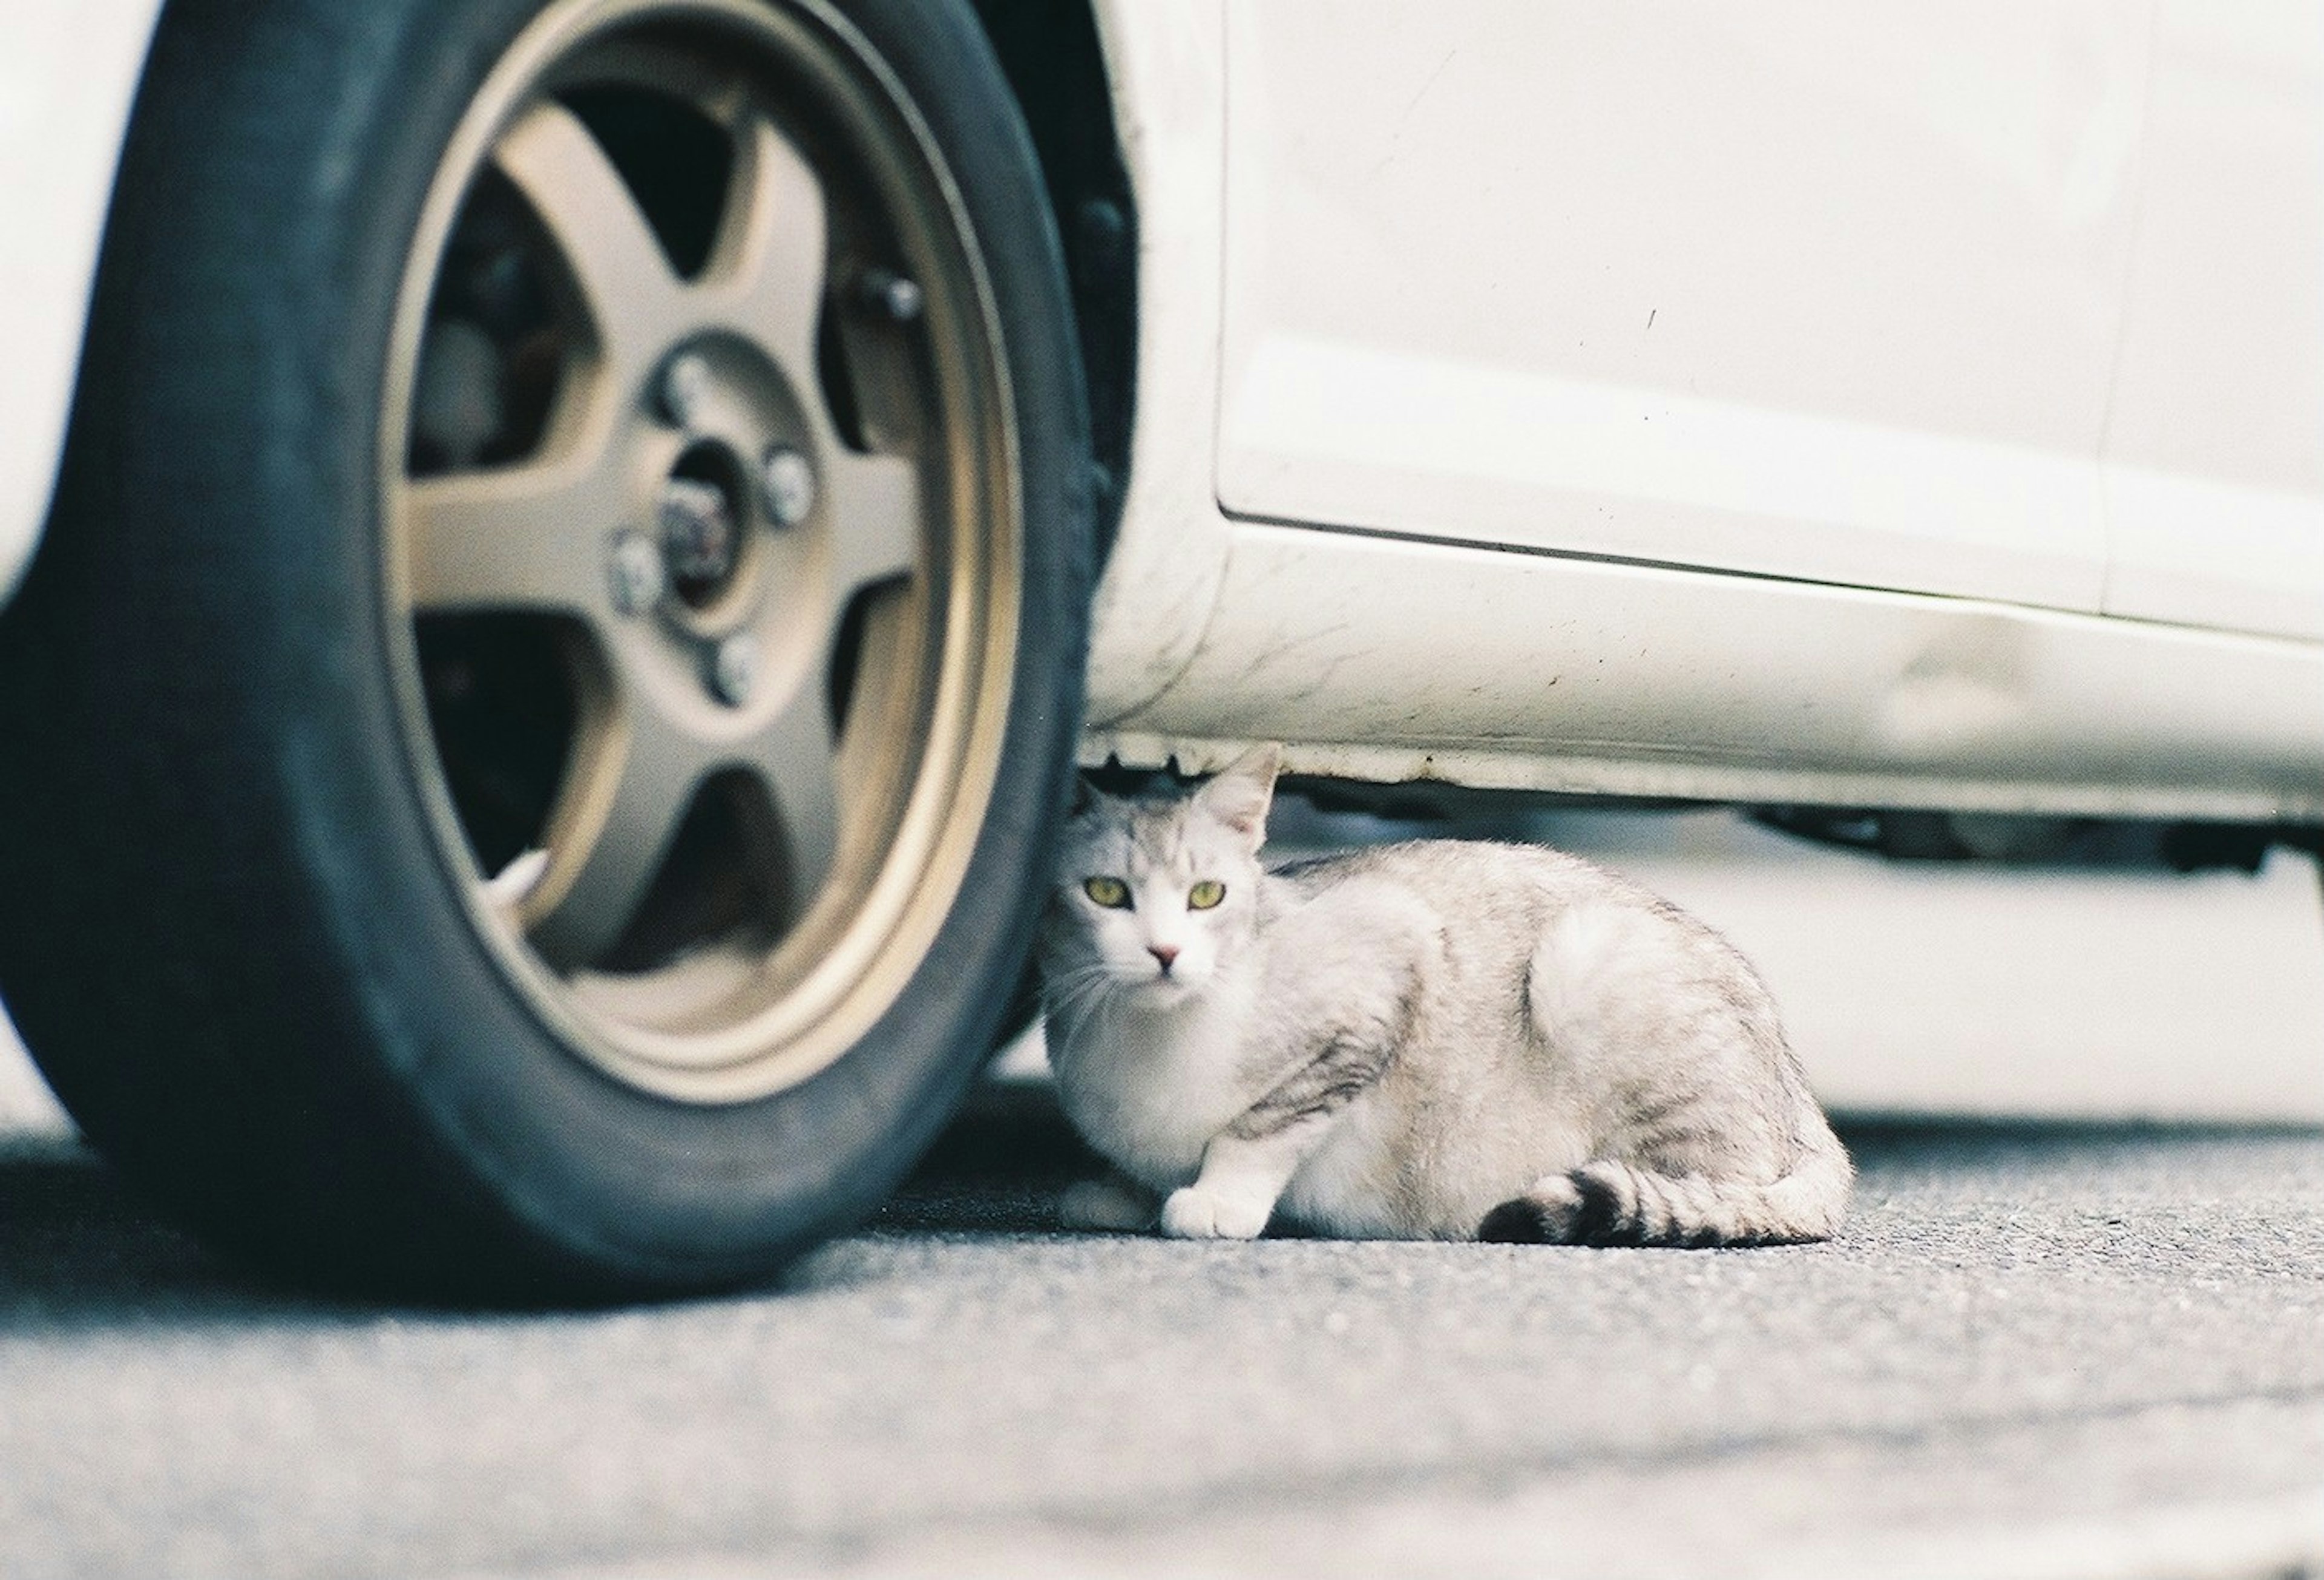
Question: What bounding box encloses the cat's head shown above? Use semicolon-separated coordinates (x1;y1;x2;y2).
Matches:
1043;744;1282;1003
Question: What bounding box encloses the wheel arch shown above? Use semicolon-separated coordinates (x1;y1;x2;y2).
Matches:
965;0;1135;558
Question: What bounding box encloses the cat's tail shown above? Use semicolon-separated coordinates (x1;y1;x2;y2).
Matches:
1477;1137;1853;1248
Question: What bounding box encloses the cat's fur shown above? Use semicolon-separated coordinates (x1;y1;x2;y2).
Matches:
1039;745;1851;1245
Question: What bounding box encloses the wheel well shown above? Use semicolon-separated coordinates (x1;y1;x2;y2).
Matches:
968;0;1135;553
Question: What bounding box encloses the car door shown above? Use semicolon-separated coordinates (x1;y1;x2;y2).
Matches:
1215;1;2153;614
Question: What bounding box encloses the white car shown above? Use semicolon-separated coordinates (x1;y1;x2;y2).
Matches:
1;0;2317;1296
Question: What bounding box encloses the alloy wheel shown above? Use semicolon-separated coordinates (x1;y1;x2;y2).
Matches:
380;0;1022;1103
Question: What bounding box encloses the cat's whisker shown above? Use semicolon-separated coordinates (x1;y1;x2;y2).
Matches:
1040;961;1115;1009
1040;962;1131;1042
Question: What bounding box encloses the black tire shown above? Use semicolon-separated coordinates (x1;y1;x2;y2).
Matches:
0;0;1091;1299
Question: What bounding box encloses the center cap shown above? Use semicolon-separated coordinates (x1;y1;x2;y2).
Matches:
658;474;740;605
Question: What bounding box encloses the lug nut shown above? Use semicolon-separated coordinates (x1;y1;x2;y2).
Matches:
856;267;923;324
607;531;666;616
709;632;758;707
759;445;815;528
658;350;713;427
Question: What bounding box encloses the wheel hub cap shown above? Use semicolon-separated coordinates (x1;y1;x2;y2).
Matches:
658;473;741;600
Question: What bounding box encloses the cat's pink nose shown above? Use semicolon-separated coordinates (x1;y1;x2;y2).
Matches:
1148;943;1180;974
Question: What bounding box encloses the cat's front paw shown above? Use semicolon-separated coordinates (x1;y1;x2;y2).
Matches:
1160;1184;1272;1241
1059;1178;1156;1233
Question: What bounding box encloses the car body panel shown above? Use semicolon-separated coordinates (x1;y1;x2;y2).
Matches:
2099;0;2324;643
1080;0;1236;723
1215;0;2150;612
0;0;166;607
1077;0;2324;821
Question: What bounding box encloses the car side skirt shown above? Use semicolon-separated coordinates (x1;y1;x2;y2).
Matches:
1087;521;2324;825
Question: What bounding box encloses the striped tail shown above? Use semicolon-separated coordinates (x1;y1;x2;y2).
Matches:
1477;1140;1852;1248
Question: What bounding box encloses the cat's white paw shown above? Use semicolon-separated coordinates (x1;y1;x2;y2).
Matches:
1160;1184;1271;1240
1059;1178;1155;1233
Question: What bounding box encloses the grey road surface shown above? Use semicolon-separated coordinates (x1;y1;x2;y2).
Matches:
2;1079;2320;1580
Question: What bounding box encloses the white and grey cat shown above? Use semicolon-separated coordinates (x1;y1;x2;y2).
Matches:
1039;745;1851;1246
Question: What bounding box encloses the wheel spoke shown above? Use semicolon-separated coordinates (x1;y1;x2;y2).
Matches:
737;678;842;921
522;692;711;969
827;450;921;593
402;460;612;616
701;112;830;375
493;99;684;367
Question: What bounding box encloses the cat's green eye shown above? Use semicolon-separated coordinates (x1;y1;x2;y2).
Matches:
1083;876;1132;910
1187;879;1227;911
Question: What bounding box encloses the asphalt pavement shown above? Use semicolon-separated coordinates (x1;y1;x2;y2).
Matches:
4;811;2321;1579
1;1075;2320;1580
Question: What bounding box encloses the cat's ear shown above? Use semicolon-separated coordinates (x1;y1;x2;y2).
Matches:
1198;742;1282;849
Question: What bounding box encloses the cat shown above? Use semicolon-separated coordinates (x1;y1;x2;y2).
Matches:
1038;744;1851;1246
